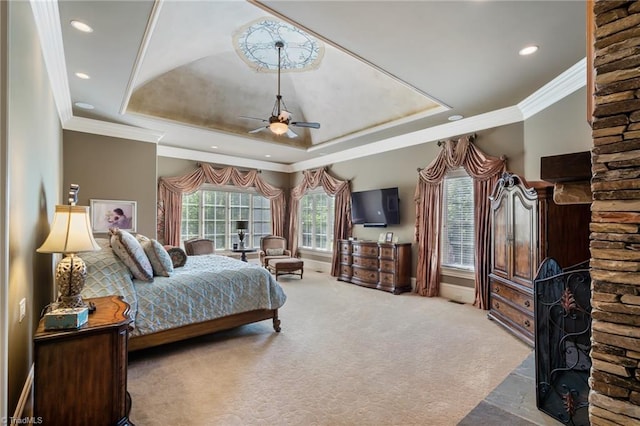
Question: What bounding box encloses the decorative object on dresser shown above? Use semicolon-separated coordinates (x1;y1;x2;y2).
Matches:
487;172;590;346
34;295;134;425
338;239;411;294
37;184;101;309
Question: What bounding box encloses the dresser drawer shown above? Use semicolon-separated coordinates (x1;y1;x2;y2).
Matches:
353;267;378;283
379;272;396;286
491;281;533;313
340;241;352;254
340;264;352;277
353;243;378;257
379;259;396;273
340;254;352;264
491;298;534;336
353;255;378;269
379;246;395;260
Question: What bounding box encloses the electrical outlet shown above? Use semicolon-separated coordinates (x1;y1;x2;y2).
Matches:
19;298;26;322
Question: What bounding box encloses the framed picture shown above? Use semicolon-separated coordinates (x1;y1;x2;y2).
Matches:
90;199;137;233
385;232;394;243
378;232;386;243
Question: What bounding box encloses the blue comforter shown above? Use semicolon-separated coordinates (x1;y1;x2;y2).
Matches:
81;240;286;338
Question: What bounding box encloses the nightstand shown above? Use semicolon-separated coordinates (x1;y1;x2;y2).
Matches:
34;295;134;426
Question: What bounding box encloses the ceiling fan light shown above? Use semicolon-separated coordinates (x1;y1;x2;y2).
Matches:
269;121;289;135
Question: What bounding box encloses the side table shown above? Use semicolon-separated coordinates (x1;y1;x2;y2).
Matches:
34;295;134;426
231;247;257;262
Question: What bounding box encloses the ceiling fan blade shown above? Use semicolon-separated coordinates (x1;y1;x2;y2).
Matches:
286;128;298;138
248;126;268;134
291;121;321;129
240;115;268;123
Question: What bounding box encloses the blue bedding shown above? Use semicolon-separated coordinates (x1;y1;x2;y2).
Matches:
82;240;286;338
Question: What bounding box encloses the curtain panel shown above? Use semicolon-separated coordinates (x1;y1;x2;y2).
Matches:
289;168;352;276
157;164;286;246
414;136;505;308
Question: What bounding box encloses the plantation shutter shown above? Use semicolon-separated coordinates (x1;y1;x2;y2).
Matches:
442;172;475;269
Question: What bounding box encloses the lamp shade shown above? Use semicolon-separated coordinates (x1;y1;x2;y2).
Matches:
236;220;248;230
269;121;288;135
37;205;101;254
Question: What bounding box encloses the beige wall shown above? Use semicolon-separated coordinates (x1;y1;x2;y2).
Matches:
6;1;62;414
63;130;158;238
296;123;526;275
524;87;592;180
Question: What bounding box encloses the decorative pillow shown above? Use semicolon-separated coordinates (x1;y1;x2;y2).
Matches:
109;228;154;282
266;248;285;256
141;239;174;277
165;246;188;268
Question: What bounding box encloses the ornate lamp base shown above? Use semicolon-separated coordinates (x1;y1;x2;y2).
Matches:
55;254;88;309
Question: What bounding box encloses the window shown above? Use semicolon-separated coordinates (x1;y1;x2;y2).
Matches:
441;169;475;270
299;191;335;251
181;187;271;249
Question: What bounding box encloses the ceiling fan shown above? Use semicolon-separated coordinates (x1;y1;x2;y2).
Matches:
242;41;320;138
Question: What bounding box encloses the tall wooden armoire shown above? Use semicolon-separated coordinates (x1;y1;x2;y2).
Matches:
487;172;590;346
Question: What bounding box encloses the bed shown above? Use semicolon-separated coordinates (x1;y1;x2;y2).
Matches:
80;238;287;351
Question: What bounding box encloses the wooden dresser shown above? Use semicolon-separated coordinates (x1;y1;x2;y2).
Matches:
488;173;590;346
34;295;133;426
338;239;412;294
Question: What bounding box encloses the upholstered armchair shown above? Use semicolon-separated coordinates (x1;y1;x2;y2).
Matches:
184;238;215;256
259;235;293;267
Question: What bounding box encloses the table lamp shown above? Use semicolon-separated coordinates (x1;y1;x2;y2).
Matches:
37;204;101;309
236;220;248;249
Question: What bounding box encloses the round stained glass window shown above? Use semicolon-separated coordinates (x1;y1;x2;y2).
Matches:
234;19;324;71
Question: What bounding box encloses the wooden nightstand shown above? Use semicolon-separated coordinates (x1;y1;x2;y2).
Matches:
34;295;134;426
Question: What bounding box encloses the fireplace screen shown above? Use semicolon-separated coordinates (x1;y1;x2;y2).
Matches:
534;258;591;425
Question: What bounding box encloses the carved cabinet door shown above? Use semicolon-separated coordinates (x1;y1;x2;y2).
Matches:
491;194;510;280
510;189;538;289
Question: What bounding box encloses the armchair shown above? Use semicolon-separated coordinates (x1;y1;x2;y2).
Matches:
259;235;293;267
184;238;215;256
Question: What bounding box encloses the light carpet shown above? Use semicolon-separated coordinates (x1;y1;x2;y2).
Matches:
128;270;531;425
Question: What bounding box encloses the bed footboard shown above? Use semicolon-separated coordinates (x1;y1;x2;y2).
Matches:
128;309;280;351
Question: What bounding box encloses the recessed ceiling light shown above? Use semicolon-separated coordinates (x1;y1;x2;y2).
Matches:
211;145;218;149
519;45;539;56
75;72;90;80
74;101;94;110
265;154;271;158
448;114;463;121
70;20;93;33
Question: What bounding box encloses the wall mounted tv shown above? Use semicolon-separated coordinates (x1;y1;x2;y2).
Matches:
351;187;400;227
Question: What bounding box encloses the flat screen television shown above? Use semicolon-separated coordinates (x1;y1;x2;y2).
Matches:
351;187;400;227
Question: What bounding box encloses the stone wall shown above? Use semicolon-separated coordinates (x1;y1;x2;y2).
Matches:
590;1;640;424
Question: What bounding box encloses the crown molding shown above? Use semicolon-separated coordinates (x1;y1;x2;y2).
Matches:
29;0;72;123
119;0;164;115
290;106;524;172
518;57;586;119
64;116;164;143
157;146;293;173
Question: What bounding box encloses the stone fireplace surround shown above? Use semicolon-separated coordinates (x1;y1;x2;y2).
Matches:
589;1;640;423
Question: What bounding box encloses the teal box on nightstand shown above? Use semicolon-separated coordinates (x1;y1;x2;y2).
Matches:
44;307;89;330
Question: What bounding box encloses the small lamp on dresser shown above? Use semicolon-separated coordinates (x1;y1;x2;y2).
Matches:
37;192;100;309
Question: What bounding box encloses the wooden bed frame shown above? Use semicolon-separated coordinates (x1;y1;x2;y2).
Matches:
128;309;280;351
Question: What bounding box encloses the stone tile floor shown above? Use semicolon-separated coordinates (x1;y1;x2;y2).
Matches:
458;352;563;425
